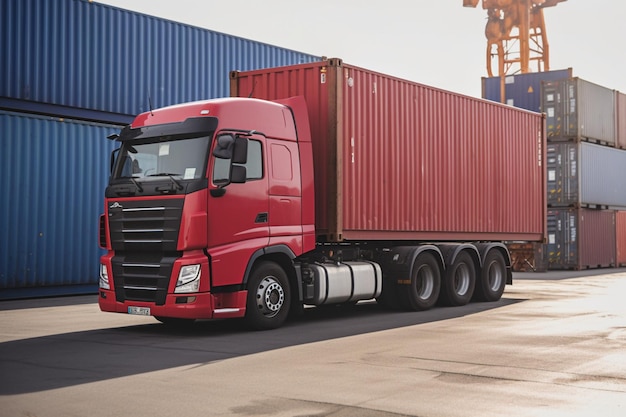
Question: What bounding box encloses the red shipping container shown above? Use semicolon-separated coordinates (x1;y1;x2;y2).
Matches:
231;59;546;242
617;211;626;267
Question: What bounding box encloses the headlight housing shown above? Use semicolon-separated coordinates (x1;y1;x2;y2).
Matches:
175;264;201;293
99;264;111;290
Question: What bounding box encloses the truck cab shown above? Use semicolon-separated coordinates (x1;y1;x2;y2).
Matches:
98;97;315;329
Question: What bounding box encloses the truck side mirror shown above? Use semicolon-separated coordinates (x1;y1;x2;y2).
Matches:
213;134;235;159
232;136;248;164
230;165;247;184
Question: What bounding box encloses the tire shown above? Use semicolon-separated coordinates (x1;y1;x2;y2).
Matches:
474;250;507;302
398;252;441;311
245;261;291;330
439;251;476;306
154;316;196;327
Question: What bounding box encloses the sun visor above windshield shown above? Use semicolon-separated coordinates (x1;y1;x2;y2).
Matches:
118;117;218;142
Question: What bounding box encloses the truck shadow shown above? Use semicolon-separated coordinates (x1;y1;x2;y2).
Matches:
0;299;521;395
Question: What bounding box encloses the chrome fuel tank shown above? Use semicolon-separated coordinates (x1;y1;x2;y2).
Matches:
305;261;382;306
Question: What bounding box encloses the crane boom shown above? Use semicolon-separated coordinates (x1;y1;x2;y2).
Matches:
464;0;567;77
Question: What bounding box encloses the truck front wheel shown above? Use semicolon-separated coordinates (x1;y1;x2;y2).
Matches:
245;261;291;330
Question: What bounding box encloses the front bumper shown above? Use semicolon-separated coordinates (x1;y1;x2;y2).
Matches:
99;250;249;320
98;289;248;319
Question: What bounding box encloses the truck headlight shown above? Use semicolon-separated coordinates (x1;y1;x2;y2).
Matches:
175;264;201;293
99;264;111;290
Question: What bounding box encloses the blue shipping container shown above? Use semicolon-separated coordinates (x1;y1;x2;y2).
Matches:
481;69;573;112
1;0;320;121
0;111;120;298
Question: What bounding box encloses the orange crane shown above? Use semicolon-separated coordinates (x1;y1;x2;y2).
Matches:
464;0;567;78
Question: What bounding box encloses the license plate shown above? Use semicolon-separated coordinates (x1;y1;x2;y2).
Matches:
128;306;151;316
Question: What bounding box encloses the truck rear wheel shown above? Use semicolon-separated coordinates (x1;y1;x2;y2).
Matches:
474;250;507;302
245;261;291;330
398;252;441;311
439;251;476;306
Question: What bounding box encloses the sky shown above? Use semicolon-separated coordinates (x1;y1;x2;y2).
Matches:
96;0;626;99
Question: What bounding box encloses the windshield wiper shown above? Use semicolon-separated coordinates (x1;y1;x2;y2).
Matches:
149;173;184;190
120;176;144;192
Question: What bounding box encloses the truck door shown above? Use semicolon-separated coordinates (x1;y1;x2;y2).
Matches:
207;135;269;288
267;139;303;252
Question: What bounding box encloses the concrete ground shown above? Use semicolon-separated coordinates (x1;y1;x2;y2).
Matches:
1;269;626;417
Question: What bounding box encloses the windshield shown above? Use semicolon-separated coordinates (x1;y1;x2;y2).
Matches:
113;135;210;180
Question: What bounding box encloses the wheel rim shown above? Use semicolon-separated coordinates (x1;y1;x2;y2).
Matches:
453;263;471;296
487;261;503;292
415;265;435;300
256;276;285;318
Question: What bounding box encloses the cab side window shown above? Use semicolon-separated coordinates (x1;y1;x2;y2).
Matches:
243;140;262;180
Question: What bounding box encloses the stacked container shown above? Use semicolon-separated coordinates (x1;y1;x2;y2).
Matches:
482;70;572;272
546;142;626;209
540;77;626;270
0;0;320;298
545;209;616;270
481;68;572;113
542;78;616;145
614;92;626;266
485;71;626;270
0;111;119;298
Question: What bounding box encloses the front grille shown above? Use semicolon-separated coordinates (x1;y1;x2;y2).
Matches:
107;198;185;304
111;254;179;305
108;198;184;252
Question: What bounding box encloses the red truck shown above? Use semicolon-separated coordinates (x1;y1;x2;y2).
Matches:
99;58;546;329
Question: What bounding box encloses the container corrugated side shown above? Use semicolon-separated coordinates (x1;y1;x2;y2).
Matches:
542;77;616;145
545;208;616;270
232;59;547;242
0;0;320;119
481;68;572;112
546;142;626;209
616;211;626;267
0;110;118;293
617;92;626;150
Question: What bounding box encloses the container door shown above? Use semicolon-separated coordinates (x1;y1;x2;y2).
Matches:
546;209;578;270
